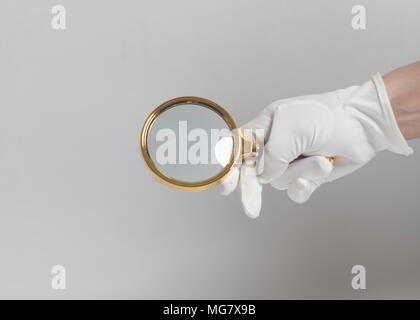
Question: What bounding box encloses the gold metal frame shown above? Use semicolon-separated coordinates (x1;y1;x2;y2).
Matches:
140;96;242;192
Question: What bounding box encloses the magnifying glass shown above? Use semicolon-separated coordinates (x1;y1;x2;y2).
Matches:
140;96;335;192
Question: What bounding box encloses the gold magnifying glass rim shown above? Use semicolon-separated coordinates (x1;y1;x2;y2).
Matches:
140;96;241;192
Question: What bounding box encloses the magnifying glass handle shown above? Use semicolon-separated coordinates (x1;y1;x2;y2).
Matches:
294;154;336;165
240;136;258;160
239;131;336;165
327;156;335;164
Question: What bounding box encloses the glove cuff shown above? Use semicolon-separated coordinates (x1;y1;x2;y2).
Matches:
371;73;413;156
346;73;413;156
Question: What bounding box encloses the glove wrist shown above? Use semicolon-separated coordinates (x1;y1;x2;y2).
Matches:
371;73;413;155
346;73;413;156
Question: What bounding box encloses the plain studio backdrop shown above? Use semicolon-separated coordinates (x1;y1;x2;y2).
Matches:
0;0;420;299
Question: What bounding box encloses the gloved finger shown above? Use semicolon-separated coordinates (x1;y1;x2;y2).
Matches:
237;102;297;184
240;159;262;219
287;178;318;204
215;137;240;195
256;103;308;184
257;147;289;184
286;156;333;203
270;156;333;190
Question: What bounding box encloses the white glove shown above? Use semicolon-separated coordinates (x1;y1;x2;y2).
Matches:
217;73;413;218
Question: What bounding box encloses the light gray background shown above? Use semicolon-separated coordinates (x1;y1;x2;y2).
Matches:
0;0;419;299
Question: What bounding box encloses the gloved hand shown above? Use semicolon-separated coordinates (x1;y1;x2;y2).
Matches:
217;73;413;218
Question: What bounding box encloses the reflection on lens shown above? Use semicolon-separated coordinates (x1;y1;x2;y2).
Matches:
147;104;232;182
